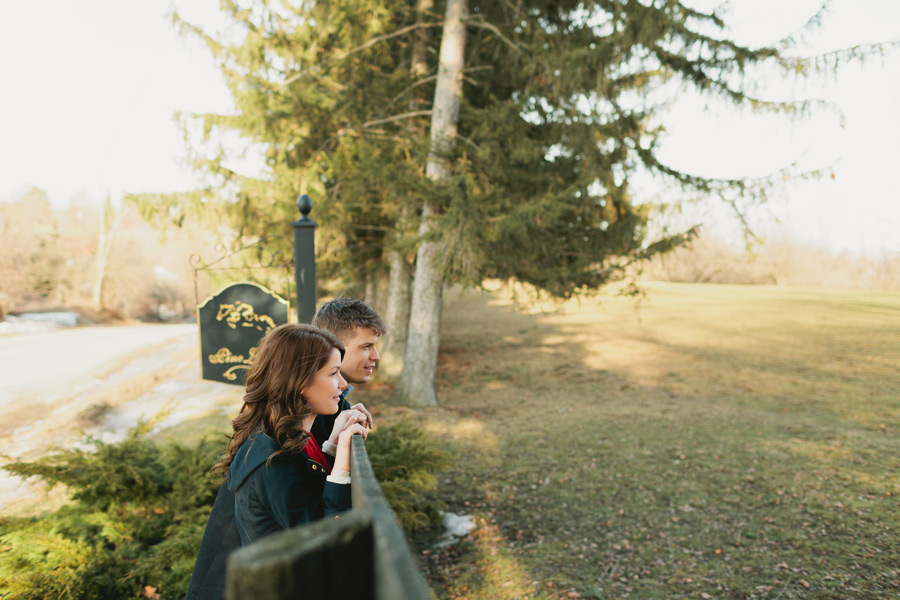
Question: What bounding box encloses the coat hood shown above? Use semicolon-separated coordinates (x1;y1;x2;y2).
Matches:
227;432;279;492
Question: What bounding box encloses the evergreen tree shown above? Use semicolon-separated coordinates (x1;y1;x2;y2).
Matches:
133;0;432;304
145;0;877;404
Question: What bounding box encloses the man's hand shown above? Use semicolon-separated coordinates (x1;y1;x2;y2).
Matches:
348;403;374;429
328;409;369;447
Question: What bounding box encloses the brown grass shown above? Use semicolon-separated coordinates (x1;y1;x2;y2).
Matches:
399;282;900;600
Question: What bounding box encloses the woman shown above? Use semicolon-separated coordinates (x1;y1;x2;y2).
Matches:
214;323;368;546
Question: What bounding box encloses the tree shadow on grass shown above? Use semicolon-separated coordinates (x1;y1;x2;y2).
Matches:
418;286;900;600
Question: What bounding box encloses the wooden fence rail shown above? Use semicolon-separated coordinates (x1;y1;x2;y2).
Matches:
224;436;431;600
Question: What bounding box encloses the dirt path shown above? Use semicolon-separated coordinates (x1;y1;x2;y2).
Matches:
0;324;241;514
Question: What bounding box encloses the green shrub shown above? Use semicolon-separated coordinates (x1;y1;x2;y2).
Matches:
367;420;451;533
0;420;448;598
0;422;221;600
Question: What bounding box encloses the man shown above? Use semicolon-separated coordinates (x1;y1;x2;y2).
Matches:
310;297;386;447
185;298;386;600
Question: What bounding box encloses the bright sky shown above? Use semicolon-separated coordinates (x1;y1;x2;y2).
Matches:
653;0;900;258
1;0;897;257
0;1;230;206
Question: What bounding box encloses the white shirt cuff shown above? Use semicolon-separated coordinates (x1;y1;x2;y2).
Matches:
323;440;338;456
327;470;351;484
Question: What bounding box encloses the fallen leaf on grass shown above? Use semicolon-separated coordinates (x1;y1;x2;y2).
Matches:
143;586;160;600
701;593;713;599
799;580;810;589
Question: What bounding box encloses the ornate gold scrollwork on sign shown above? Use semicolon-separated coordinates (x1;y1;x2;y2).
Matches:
215;300;277;332
208;346;259;365
208;347;245;364
222;365;249;381
198;282;288;385
209;347;260;380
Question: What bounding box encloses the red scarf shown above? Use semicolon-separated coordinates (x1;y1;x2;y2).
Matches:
303;435;332;474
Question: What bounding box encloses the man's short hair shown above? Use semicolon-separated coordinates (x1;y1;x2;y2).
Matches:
311;297;387;340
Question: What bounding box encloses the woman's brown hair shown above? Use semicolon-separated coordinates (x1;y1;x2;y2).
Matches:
213;323;344;479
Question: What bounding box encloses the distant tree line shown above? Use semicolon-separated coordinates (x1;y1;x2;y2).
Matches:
0;187;206;321
644;235;900;290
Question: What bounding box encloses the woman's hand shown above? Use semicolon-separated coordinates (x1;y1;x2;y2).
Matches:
332;422;368;474
339;422;368;444
328;409;369;447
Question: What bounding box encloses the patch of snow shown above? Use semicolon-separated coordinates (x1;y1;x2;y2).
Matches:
157;304;182;321
154;381;187;395
434;512;476;548
18;312;79;326
0;312;79;334
0;473;44;510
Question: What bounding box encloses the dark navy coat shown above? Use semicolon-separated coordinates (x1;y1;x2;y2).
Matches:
228;431;350;545
184;397;351;600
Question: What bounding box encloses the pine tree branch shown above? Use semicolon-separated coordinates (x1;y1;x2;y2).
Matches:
390;66;491;106
390;75;439;105
281;68;348;89
456;133;480;151
648;43;828;115
723;198;762;245
778;39;900;74
361;110;433;129
348;224;392;231
338;22;443;61
281;22;445;87
464;16;523;53
778;0;832;48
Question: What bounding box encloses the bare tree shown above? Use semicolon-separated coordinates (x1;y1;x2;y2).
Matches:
92;194;122;312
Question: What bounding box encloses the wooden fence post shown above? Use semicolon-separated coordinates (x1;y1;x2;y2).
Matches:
350;436;432;600
225;510;374;600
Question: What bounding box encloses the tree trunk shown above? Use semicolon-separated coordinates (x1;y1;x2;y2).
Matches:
92;201;107;311
374;267;391;318
364;274;377;307
393;0;467;407
381;0;431;376
92;196;120;312
381;249;412;378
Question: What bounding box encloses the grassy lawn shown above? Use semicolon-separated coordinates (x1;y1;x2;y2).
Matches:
390;282;900;599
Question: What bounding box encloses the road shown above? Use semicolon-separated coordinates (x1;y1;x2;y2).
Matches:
0;324;240;514
0;324;195;404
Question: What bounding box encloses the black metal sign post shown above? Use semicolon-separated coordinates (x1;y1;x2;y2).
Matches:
292;194;317;324
197;282;288;385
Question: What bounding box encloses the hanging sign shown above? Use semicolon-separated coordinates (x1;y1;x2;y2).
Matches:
197;282;288;385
